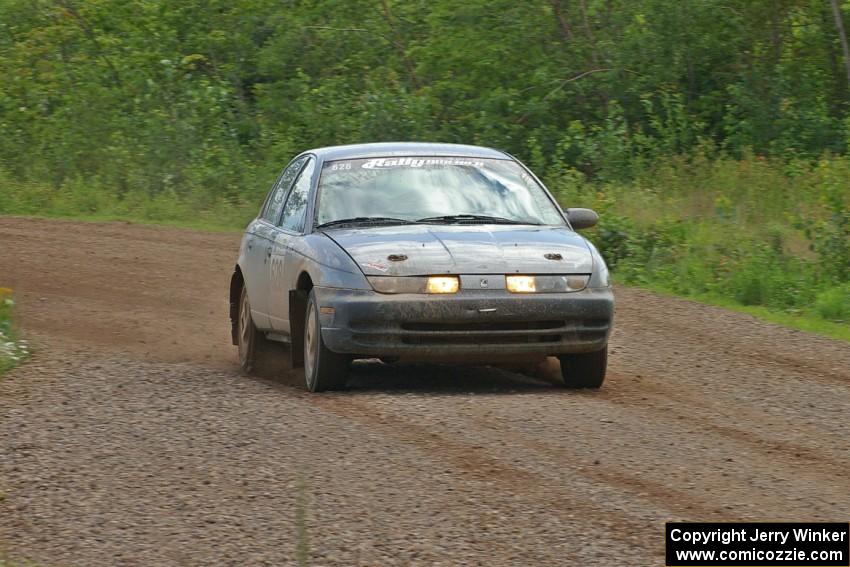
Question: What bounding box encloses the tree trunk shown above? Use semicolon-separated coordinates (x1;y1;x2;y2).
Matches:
550;0;574;41
379;0;420;90
830;0;850;92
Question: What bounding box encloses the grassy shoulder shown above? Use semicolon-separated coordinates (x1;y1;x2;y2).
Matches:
0;173;254;233
0;289;29;375
712;301;850;343
547;153;850;343
2;211;244;234
632;282;850;343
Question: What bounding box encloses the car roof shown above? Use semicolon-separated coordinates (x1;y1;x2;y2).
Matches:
305;142;511;162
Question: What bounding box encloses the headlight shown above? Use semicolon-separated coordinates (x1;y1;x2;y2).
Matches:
368;274;587;294
368;276;460;294
426;276;460;294
506;275;536;293
506;275;589;293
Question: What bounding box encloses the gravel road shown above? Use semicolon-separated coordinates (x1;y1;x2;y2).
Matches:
1;217;849;566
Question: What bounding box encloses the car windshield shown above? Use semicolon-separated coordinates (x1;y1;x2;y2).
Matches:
316;157;566;227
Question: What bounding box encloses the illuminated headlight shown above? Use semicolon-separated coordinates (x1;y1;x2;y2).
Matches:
367;276;460;294
506;275;536;293
507;275;589;293
426;276;460;294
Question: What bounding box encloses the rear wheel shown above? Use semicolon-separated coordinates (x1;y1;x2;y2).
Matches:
558;347;607;389
237;286;280;375
304;290;350;392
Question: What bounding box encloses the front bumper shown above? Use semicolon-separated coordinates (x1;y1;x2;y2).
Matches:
314;286;614;360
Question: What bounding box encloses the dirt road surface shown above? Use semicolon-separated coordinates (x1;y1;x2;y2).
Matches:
1;217;849;566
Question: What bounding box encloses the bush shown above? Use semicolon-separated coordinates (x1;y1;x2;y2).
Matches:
547;153;848;327
814;285;850;322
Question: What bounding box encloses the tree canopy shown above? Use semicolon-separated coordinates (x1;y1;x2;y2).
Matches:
2;0;850;199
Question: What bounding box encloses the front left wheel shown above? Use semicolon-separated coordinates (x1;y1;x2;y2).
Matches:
303;289;350;392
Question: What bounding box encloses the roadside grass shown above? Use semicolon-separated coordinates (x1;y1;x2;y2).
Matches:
1;211;245;234
547;152;850;341
629;283;850;343
0;172;254;233
0;288;29;376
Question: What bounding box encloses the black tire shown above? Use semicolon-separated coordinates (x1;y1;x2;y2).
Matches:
237;285;281;376
303;289;349;392
558;347;607;389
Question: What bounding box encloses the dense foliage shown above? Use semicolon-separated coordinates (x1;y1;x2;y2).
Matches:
555;153;850;325
5;0;850;193
0;0;848;327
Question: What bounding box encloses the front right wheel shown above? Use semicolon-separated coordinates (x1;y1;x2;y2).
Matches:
558;347;607;389
303;289;350;392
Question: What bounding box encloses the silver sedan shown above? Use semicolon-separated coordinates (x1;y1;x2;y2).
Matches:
229;142;613;391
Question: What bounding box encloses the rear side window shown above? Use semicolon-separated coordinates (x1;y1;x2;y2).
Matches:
279;158;315;232
262;156;306;223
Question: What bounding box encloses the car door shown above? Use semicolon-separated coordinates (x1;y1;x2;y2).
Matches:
244;156;307;329
268;156;316;331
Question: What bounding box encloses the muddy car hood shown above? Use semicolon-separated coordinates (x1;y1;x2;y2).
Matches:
324;224;593;276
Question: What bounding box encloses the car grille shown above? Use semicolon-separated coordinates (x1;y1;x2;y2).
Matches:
401;320;563;332
394;319;608;346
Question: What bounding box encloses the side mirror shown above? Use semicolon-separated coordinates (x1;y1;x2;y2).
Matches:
565;207;599;230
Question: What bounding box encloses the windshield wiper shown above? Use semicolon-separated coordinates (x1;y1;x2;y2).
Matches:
315;216;414;229
416;214;537;225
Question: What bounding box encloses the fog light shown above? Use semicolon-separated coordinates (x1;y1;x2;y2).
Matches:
426;276;460;294
506;275;536;293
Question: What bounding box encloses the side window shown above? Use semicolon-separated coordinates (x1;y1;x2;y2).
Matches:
279;158;315;232
262;157;306;223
